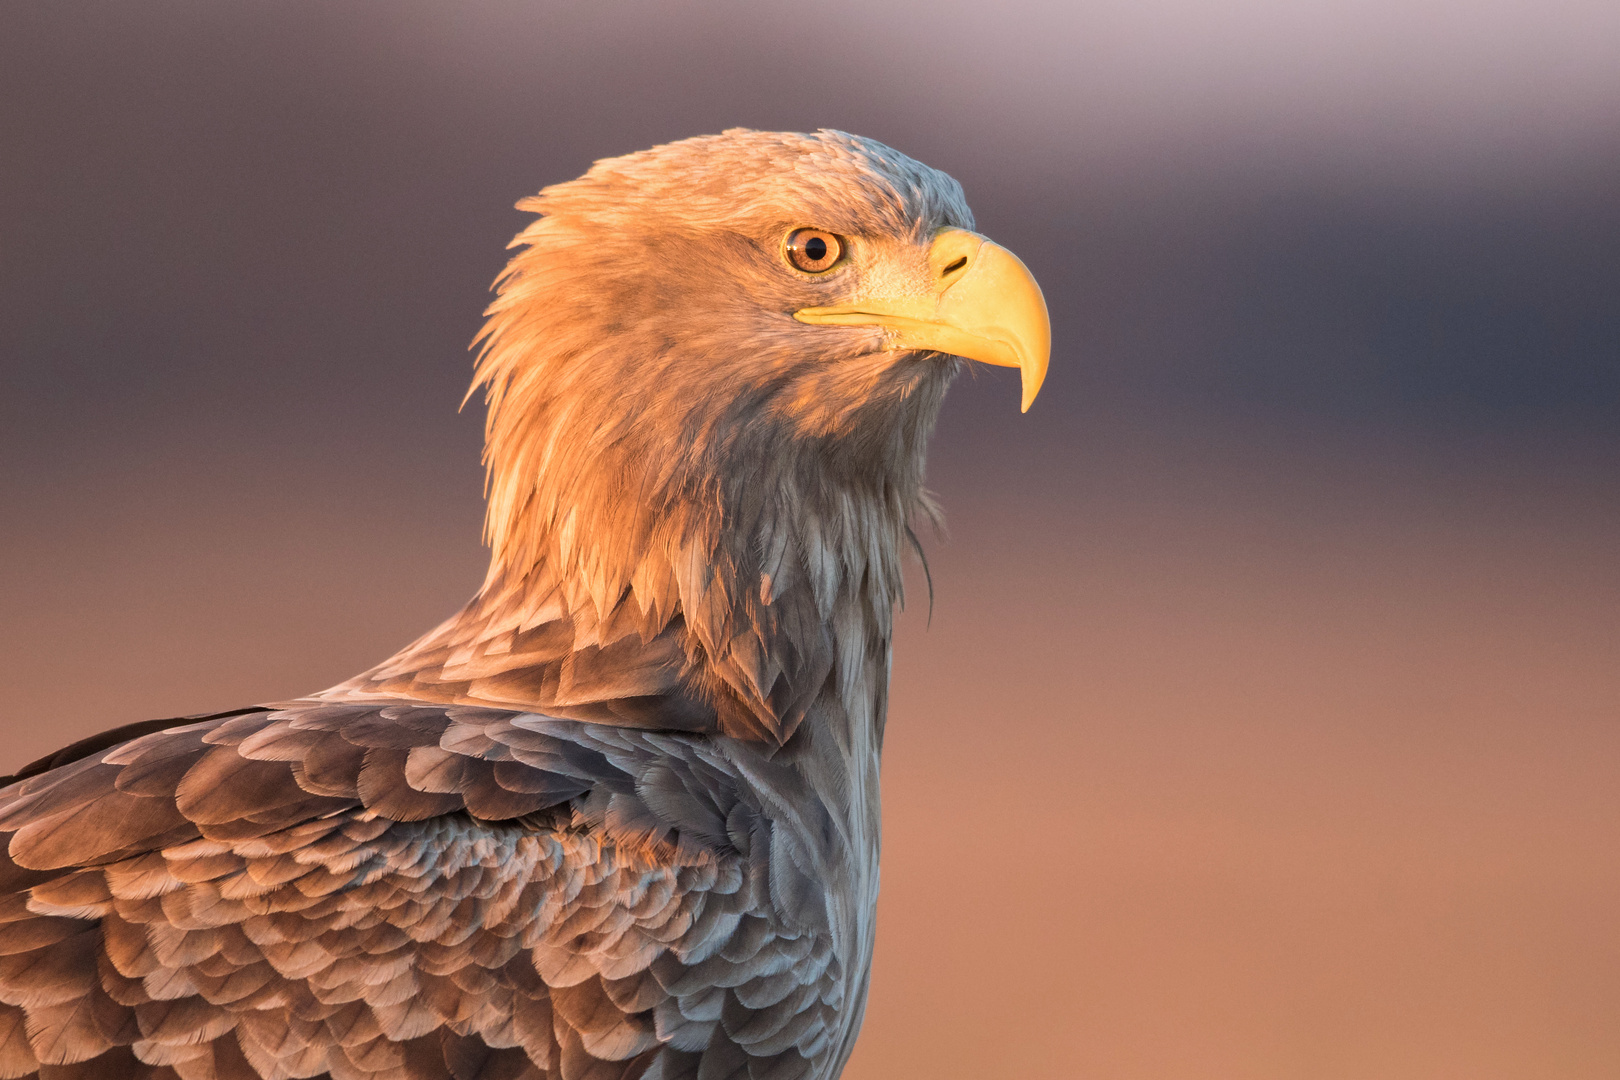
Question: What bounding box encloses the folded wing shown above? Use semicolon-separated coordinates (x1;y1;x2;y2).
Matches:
0;702;843;1079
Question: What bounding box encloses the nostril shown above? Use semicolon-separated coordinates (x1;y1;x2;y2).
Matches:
941;256;968;276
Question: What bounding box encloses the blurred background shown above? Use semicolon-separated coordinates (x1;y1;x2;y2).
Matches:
2;2;1618;1076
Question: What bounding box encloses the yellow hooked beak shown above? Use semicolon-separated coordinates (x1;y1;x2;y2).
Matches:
793;229;1051;411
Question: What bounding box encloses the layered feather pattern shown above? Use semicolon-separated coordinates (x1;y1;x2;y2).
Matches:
0;702;846;1079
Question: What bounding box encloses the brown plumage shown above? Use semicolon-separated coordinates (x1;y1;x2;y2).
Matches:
0;129;1048;1079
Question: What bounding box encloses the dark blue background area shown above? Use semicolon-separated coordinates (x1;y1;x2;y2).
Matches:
3;2;1617;462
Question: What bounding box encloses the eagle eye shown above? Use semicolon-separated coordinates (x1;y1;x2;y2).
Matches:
784;228;843;274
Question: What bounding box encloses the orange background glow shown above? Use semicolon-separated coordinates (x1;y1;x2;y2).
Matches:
3;3;1618;1076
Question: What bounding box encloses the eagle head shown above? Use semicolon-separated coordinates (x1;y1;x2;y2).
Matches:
343;129;1049;743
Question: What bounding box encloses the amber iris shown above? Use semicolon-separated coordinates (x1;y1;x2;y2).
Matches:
785;228;842;273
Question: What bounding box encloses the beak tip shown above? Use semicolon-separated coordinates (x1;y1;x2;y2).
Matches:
1019;359;1047;413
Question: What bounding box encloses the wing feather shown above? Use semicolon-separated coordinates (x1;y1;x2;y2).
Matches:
0;702;839;1078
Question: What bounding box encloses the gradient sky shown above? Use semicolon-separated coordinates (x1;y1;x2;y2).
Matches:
3;3;1618;1077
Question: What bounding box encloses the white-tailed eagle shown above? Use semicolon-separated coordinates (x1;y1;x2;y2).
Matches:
0;129;1048;1080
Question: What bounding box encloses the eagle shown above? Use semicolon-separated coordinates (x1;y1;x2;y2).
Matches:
0;130;1048;1080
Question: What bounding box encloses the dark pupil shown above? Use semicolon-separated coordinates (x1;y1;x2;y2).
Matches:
804;236;827;262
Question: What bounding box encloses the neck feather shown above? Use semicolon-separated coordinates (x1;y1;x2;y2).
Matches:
324;196;955;742
325;367;948;747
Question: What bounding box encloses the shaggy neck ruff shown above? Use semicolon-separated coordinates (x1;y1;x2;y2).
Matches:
323;129;970;748
329;313;953;748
